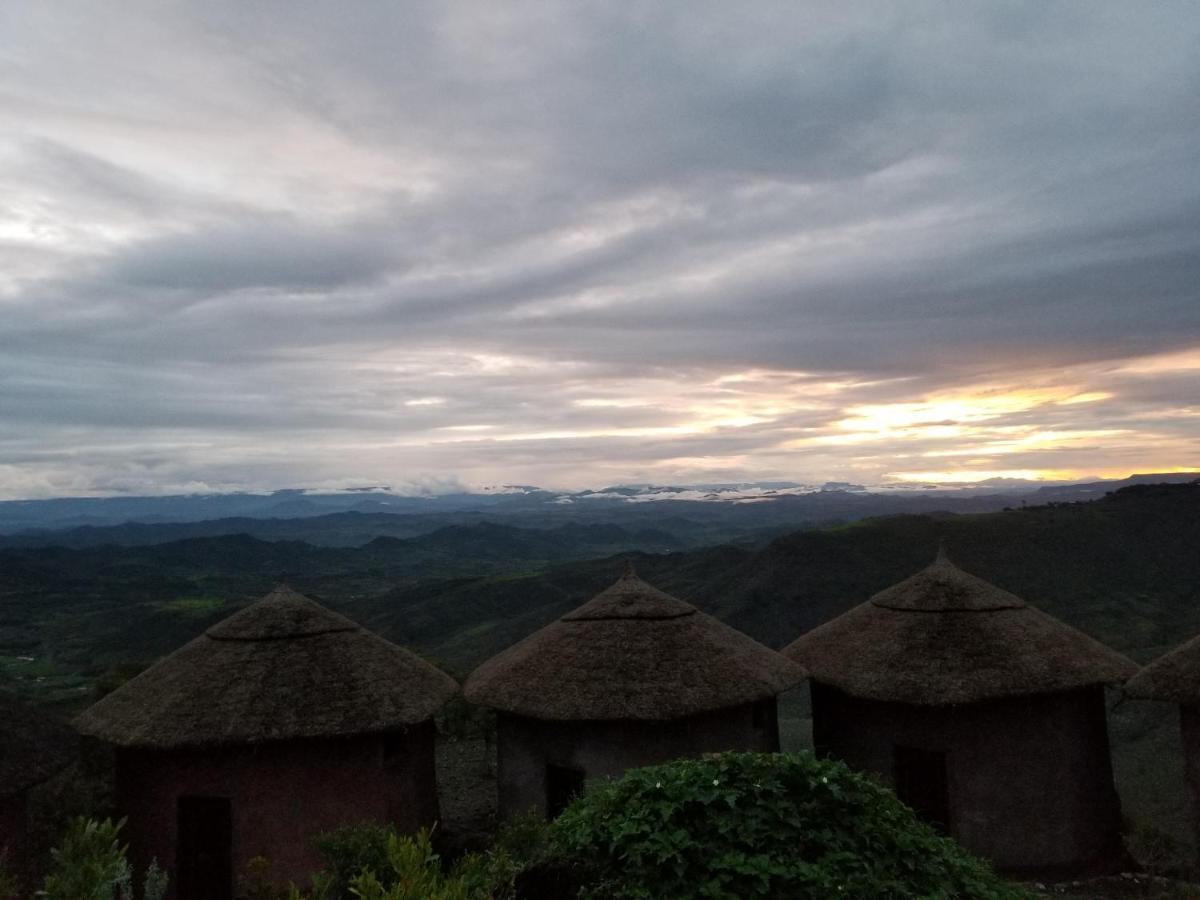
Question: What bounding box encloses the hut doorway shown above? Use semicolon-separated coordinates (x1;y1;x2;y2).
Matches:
177;795;232;900
893;746;950;832
546;763;586;818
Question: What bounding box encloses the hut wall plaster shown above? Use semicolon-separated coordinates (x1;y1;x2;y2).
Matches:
496;700;778;818
811;682;1121;876
116;726;437;898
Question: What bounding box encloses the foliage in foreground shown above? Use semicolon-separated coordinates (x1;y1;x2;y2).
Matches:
275;825;516;900
36;817;166;900
340;828;508;900
0;850;18;900
312;823;394;898
549;751;1032;900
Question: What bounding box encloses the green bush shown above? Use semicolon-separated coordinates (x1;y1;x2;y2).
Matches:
298;825;513;900
0;850;18;900
312;823;394;898
143;858;169;900
38;816;130;900
550;751;1032;900
36;818;167;900
490;811;552;871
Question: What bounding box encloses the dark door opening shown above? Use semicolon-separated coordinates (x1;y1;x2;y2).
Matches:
546;763;586;819
893;745;950;832
177;795;232;900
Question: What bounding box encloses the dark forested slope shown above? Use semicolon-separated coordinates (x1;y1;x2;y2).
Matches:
362;481;1200;670
1;482;1195;702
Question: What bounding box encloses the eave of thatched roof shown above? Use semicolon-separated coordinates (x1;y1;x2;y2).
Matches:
783;553;1136;706
0;691;76;799
464;567;805;721
1126;633;1200;705
74;585;459;750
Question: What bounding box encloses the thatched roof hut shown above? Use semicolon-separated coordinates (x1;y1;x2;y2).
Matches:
783;550;1135;877
465;566;804;720
1126;633;1200;856
1125;634;1200;703
74;586;458;898
467;566;803;819
784;549;1135;705
76;584;458;748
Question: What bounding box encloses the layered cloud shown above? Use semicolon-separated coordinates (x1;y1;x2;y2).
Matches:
0;2;1197;497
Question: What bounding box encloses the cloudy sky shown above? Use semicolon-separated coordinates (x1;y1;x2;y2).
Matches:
2;2;1198;498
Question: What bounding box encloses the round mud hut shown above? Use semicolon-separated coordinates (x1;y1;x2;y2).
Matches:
1125;633;1200;854
0;691;76;887
75;585;458;900
464;565;805;820
782;549;1136;878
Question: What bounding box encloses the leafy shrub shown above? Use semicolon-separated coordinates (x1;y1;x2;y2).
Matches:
343;830;511;900
0;850;18;900
312;822;393;897
36;819;167;900
38;816;130;900
143;858;169;900
490;811;551;869
550;751;1032;900
301;825;513;900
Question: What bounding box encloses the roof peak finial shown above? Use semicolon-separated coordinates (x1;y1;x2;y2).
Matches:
623;558;637;579
935;539;951;565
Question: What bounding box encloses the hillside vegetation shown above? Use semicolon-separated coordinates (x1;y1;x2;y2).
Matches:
2;482;1196;700
363;481;1200;670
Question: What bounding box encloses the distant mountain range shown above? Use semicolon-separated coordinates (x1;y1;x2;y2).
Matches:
0;473;1193;541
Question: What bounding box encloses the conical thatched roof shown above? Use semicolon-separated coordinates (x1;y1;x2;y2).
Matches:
75;585;459;749
464;566;804;721
0;691;76;799
1125;633;1200;704
783;551;1136;706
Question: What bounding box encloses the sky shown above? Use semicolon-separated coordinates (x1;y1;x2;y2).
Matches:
1;2;1198;498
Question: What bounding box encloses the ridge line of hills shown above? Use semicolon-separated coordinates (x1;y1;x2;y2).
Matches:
2;472;1194;543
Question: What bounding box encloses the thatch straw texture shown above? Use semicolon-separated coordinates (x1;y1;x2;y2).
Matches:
0;691;76;798
1126;633;1200;704
784;554;1136;705
464;568;804;720
75;585;458;749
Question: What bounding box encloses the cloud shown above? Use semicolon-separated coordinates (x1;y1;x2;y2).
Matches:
0;2;1197;496
105;219;401;292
